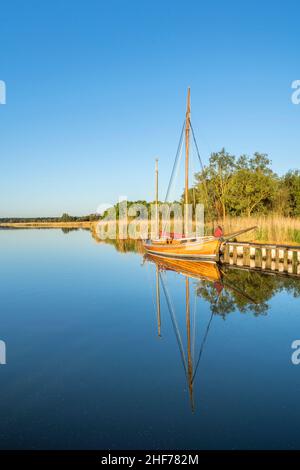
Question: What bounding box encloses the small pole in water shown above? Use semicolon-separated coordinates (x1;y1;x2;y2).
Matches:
155;158;159;239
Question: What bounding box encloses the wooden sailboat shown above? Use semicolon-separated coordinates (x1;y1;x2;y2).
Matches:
143;88;220;260
143;89;257;260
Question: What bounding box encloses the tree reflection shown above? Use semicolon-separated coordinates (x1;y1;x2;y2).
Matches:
196;267;300;318
91;229;144;253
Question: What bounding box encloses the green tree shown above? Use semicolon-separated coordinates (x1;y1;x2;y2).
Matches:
194;148;236;224
61;213;73;222
228;153;276;216
282;170;300;216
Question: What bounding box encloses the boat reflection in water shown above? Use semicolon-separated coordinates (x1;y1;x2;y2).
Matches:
143;254;264;412
144;254;226;412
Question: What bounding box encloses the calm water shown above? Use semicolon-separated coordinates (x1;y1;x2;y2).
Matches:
1;228;300;450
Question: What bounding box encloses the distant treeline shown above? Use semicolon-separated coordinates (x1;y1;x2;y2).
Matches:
0;213;101;223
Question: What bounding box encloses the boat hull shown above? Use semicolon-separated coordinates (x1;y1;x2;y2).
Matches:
143;238;221;260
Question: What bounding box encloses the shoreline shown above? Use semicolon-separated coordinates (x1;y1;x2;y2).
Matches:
0;221;94;229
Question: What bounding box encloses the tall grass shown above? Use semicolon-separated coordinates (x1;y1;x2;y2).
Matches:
220;216;300;245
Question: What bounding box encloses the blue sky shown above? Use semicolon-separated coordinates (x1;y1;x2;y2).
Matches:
0;0;299;216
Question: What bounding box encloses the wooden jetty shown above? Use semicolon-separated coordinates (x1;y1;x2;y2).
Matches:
221;241;300;277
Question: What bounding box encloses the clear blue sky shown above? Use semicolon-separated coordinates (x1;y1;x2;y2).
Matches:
0;0;299;217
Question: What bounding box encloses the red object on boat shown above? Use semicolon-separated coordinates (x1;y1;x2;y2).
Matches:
214;226;223;238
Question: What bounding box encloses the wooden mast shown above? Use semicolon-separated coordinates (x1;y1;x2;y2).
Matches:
155;159;159;239
184;88;191;237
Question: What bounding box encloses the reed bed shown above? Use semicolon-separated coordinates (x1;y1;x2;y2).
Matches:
220;216;300;245
94;216;300;245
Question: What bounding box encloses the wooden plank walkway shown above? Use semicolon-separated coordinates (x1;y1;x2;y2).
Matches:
221;242;300;277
